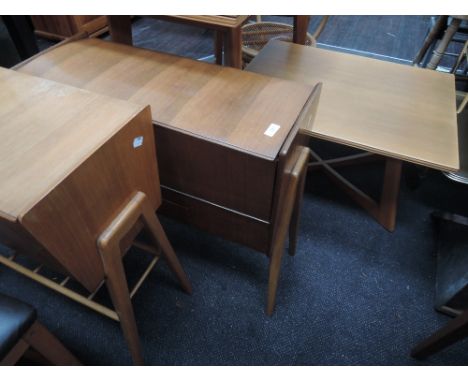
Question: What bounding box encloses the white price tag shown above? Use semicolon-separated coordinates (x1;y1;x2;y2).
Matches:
264;123;281;137
133;136;144;148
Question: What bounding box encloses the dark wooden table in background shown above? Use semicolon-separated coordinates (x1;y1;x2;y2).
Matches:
107;15;310;68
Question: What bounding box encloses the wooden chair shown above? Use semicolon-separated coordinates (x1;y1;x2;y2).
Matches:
241;16;329;64
413;15;468;70
0;293;81;365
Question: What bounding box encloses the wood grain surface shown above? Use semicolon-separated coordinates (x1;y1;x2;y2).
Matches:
246;40;459;172
17;38;315;160
0;67;147;221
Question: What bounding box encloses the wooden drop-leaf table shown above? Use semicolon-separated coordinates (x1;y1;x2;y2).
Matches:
16;37;322;316
0;67;192;365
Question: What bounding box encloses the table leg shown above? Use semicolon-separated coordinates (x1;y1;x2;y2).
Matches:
293;16;310;45
141;203;192;295
378;158;402;232
224;26;242;68
309;150;402;231
97;191;191;365
107;15;133;45
99;242;144;365
214;30;224;65
288;158;308;256
267;148;310;315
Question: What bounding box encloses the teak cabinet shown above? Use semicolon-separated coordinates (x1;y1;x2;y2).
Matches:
16;38;322;315
0;67;191;364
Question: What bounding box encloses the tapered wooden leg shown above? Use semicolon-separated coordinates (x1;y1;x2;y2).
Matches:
267;244;287;316
214;30;224;65
267;148;310;315
293;16;310;45
309;150;402;231
288;157;308;256
100;243;144;365
267;177;300;314
411;309;468;359
141;203;192;294
22;321;81;365
224;27;242;68
97;191;192;364
378;158;402;232
107;15;133;45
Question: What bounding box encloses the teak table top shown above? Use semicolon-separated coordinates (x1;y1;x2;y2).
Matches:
0;67;145;222
17;38;315;161
247;40;459;172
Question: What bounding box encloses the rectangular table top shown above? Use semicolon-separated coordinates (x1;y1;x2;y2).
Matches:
17;38;315;161
246;40;459;172
0;67;145;222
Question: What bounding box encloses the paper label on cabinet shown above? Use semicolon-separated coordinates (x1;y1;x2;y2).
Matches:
264;123;281;137
133;136;144;148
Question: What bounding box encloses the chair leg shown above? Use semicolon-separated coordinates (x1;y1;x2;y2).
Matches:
427;17;462;70
412;16;448;66
411;309;468;359
23;321;81;365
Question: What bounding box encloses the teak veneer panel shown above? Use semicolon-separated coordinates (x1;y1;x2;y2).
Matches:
246;40;459;172
17;38;314;161
0;68;158;291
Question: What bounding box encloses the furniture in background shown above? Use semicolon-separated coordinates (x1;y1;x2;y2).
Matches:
246;40;459;231
411;305;468;359
0;293;80;365
241;16;329;64
30;15;108;40
411;211;468;359
1;16;39;61
16;37;322;316
106;15;311;69
413;15;468;71
410;76;468;360
0;68;192;365
445;46;468;184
